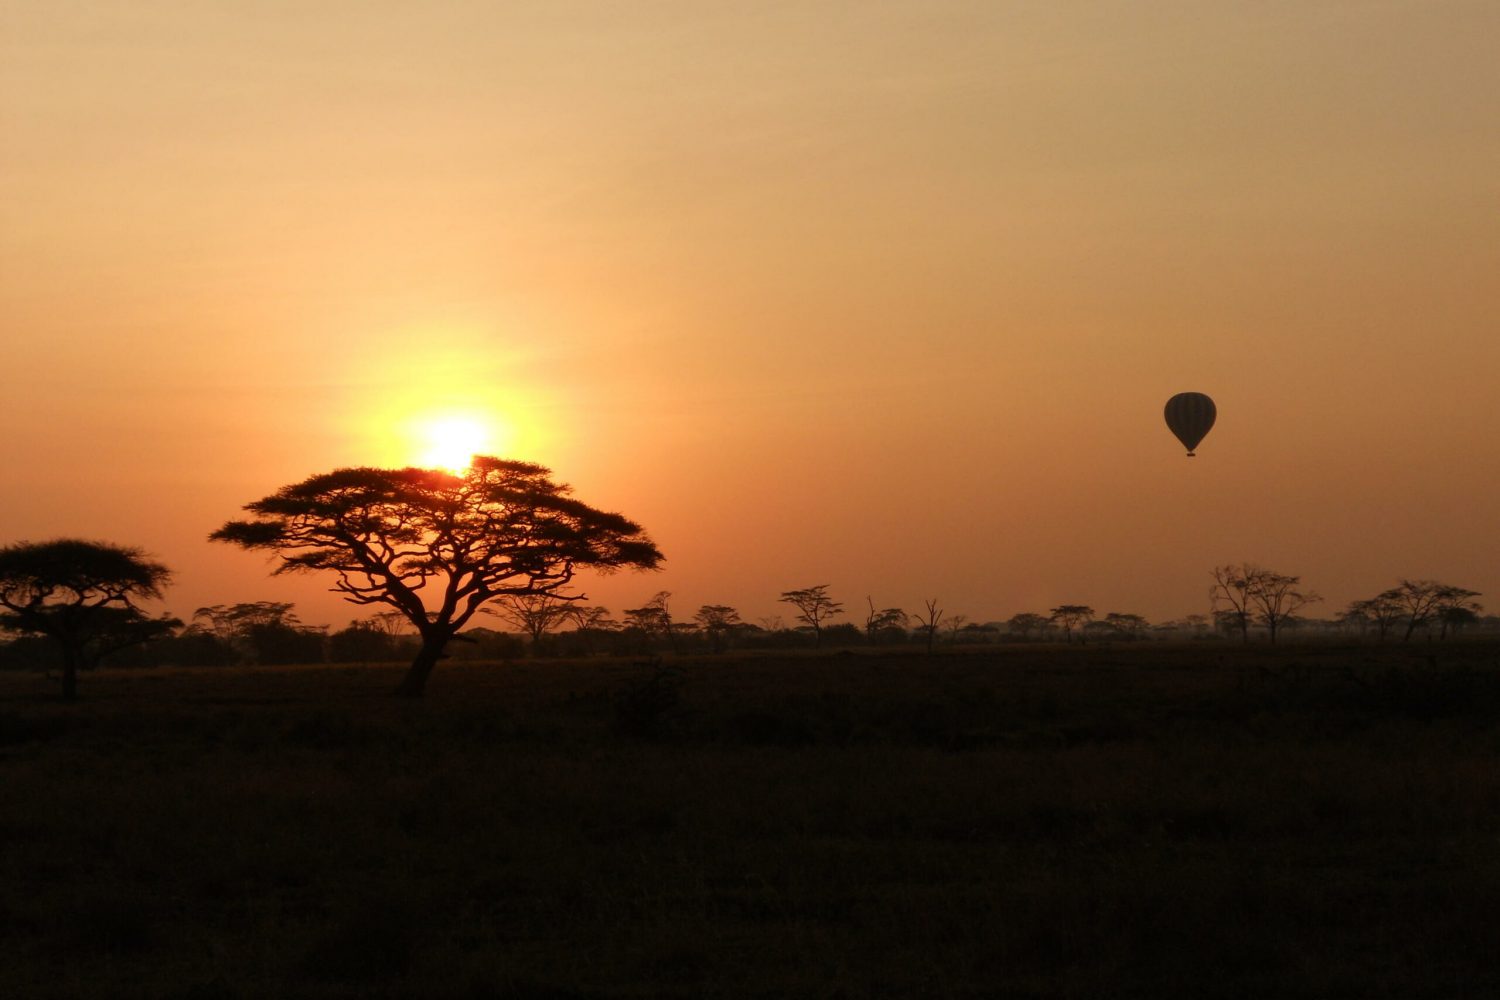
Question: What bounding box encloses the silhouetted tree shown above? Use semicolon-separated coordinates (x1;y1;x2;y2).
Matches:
956;621;998;644
560;605;616;656
483;592;579;652
693;604;744;653
1182;613;1211;635
778;585;844;648
624;591;681;652
568;605;614;631
1049;605;1094;644
1209;565;1254;642
211;458;662;697
1210;564;1319;644
328;619;398;662
1382;579;1482;641
367;610;411;637
1103;612;1150;640
1439;604;1482;638
1246;570;1320;644
865;597;907;643
189;601;320;664
1344;593;1404;641
1006;612;1050;641
1432;585;1482;639
192;601;299;639
913;599;944;654
0;539;178;700
249;620;327;665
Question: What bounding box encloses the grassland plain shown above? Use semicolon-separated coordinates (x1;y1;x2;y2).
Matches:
3;641;1500;998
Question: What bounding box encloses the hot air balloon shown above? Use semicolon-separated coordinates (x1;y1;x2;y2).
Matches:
1164;392;1216;456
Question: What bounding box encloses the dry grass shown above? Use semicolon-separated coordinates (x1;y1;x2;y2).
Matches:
3;641;1500;997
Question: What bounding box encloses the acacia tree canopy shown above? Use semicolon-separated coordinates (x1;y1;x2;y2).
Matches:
0;539;178;700
211;457;663;696
1049;605;1094;643
778;585;843;647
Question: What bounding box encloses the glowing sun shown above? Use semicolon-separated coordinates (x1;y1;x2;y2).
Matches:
417;415;493;473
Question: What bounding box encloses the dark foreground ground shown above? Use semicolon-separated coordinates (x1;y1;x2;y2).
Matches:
4;641;1500;998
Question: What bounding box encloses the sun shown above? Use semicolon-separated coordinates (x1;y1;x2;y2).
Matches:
416;415;493;473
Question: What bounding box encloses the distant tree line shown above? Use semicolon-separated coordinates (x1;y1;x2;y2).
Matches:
5;452;1487;700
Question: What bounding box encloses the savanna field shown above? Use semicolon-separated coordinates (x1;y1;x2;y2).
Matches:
5;641;1500;999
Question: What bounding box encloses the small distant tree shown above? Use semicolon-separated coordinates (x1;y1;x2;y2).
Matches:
568;605;614;631
564;605;616;656
191;601;300;638
1382;580;1483;641
913;599;944;654
1181;613;1211;636
1343;593;1404;641
1213;609;1245;638
1006;612;1050;642
944;613;969;644
1211;564;1319;644
483;592;579;652
693;604;744;653
1246;571;1320;644
211;458;662;697
0;540;178;700
1432;585;1482;640
1103;612;1150;640
189;601;312;664
778;585;844;648
328;619;398;662
367;610;412;638
1209;565;1254;642
624;591;681;651
1439;604;1482;638
865;598;907;643
957;621;998;644
1049;605;1094;644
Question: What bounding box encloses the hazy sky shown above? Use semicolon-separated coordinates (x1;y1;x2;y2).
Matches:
3;1;1496;628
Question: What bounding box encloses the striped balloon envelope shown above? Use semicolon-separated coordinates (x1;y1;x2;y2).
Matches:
1164;392;1216;456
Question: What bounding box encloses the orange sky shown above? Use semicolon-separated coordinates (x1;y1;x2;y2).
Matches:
2;1;1497;628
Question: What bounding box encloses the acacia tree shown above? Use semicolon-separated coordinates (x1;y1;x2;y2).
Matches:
0;539;178;700
865;597;907;643
694;604;744;653
211;458;662;697
1103;612;1150;640
1381;580;1483;640
778;585;843;647
1209;565;1254;642
1344;593;1405;641
624;591;681;651
1006;612;1050;641
564;605;616;655
913;598;944;654
483;592;580;651
1049;605;1094;644
1210;564;1319;643
188;601;318;664
1245;570;1319;644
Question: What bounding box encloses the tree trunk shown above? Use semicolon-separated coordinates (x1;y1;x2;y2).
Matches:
393;636;448;698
